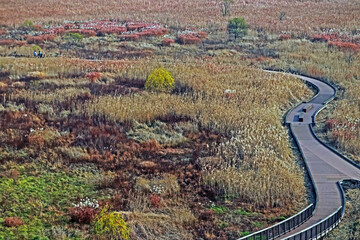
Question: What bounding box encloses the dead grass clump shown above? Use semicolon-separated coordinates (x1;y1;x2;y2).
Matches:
126;210;194;240
4;217;24;227
126;121;189;147
56;147;90;162
134;174;180;197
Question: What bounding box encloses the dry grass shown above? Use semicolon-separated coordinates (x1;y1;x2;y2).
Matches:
75;56;311;209
0;55;311;210
1;0;360;34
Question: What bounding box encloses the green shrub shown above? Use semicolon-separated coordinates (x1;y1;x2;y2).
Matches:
94;206;130;240
31;45;42;52
209;205;229;214
228;17;248;39
67;33;84;41
21;20;34;30
145;67;175;93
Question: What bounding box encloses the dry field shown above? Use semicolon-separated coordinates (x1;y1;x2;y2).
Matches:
1;0;360;35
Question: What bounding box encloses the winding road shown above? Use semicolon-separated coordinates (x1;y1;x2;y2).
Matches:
240;72;360;240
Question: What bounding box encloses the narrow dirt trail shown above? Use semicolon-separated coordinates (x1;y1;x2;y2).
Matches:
274;72;360;239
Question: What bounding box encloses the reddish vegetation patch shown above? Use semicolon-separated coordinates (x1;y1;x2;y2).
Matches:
279;34;291;41
0;29;7;35
149;194;162;208
325;118;340;130
325;118;359;141
177;30;207;45
4;217;24;227
312;34;338;42
119;34;140;41
0;39;25;47
85;72;101;83
0;39;15;46
126;22;152;31
328;41;359;52
66;29;97;37
26;34;56;44
162;38;175;46
68;206;98;224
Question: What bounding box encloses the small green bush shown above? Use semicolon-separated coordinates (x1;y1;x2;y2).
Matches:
21;20;34;30
209;205;229;214
67;33;84;41
31;45;42;52
145;67;175;93
228;17;248;39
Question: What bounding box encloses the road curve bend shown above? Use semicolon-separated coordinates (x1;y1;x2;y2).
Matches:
269;71;360;239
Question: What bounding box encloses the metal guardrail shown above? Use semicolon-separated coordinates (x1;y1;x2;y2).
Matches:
238;204;315;240
282;206;343;240
282;181;346;240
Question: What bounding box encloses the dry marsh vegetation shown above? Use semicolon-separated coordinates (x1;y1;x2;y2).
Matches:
0;54;312;239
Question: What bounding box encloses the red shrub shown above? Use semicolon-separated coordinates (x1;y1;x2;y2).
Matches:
0;39;15;46
98;26;127;35
328;41;359;52
68;206;98;224
119;34;140;41
199;209;214;221
50;26;66;35
86;72;101;82
126;22;152;31
149;194;162;208
312;34;337;42
162;38;175;46
4;217;24;227
26;34;56;44
279;34;291;40
63;23;75;30
8;169;20;180
137;28;168;37
332;129;355;141
325;118;340;130
197;31;208;39
28;133;45;149
33;24;43;31
177;34;202;44
0;29;6;35
15;41;26;47
66;29;96;37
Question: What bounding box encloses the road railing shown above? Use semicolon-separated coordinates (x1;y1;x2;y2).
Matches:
238;204;315;240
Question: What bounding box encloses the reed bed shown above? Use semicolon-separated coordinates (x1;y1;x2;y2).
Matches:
80;57;311;209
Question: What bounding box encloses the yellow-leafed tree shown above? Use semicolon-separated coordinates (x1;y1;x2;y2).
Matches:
95;206;130;240
145;67;175;93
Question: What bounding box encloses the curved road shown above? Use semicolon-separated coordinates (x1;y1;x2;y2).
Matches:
268;72;360;239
